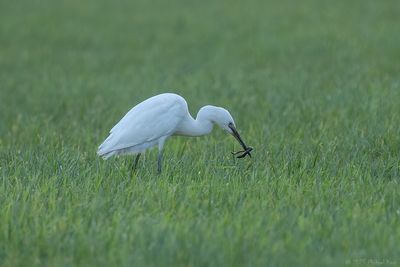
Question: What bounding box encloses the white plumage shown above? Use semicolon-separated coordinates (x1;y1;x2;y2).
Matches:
98;93;252;173
98;94;186;158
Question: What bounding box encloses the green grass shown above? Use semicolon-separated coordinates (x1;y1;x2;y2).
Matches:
1;0;400;266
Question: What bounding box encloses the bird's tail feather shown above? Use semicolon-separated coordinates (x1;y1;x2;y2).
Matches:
97;133;156;159
97;134;117;159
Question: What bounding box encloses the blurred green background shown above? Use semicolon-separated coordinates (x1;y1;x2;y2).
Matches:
0;0;399;266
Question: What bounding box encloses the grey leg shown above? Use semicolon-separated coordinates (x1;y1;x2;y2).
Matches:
157;150;163;174
157;137;167;174
130;153;141;176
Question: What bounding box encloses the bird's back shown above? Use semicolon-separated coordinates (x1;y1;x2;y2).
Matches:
98;93;188;158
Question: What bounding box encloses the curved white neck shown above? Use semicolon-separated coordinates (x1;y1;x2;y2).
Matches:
175;106;216;137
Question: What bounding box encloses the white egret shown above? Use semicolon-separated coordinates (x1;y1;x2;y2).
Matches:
97;93;252;173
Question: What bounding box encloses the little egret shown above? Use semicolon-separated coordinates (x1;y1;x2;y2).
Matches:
97;93;252;173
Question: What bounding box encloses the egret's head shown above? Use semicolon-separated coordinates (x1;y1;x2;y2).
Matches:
199;106;252;158
212;107;236;133
198;106;235;132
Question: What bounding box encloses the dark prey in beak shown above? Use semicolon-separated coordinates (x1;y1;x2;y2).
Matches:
228;123;253;158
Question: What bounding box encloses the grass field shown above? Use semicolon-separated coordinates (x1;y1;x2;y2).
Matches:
1;0;400;266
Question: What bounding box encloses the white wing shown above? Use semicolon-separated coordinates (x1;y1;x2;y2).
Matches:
98;93;187;157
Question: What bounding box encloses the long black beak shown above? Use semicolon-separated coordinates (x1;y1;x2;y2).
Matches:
228;123;253;158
